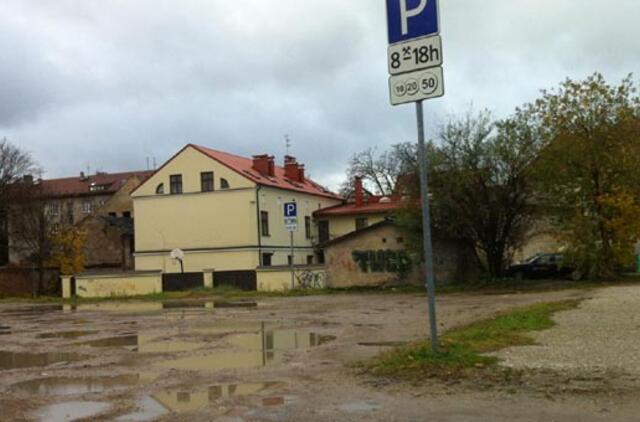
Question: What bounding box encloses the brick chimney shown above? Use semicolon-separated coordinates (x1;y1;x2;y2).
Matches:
284;156;302;182
252;154;275;177
354;176;364;207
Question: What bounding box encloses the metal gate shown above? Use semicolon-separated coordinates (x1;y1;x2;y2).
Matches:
214;271;257;291
162;272;204;292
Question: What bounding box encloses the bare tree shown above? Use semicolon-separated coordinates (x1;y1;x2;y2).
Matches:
341;143;418;197
0;138;37;266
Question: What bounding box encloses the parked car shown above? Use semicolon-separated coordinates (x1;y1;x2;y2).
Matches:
505;253;578;280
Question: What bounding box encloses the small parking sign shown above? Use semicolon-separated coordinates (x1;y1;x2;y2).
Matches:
386;0;440;45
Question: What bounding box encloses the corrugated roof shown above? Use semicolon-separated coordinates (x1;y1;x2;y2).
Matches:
190;144;342;200
40;170;154;198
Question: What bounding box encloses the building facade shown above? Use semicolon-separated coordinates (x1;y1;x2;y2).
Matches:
6;170;152;270
131;144;343;276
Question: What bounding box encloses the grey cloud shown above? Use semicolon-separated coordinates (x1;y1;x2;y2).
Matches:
1;0;638;188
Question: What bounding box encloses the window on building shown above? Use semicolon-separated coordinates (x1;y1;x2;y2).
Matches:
82;201;94;214
260;211;270;236
316;252;325;264
66;202;74;224
318;221;330;243
305;216;311;239
47;203;59;216
220;178;230;190
123;211;131;219
288;255;293;265
108;212;116;217
201;172;214;192
307;255;314;265
156;183;164;194
170;174;183;194
355;217;369;231
262;253;273;267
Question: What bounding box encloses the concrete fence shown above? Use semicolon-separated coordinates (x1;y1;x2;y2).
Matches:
62;271;162;299
256;265;326;292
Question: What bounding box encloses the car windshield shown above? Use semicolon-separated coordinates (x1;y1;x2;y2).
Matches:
523;254;542;264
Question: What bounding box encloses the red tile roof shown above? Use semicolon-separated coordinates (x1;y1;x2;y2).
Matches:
190;144;342;200
40;170;154;198
314;198;402;217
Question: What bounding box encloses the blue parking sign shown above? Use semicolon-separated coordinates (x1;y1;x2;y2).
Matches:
284;202;297;218
386;0;439;44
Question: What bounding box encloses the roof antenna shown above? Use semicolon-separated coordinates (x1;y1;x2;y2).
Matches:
146;157;150;170
284;134;291;156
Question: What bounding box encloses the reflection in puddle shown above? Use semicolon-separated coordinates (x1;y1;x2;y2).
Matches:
116;396;168;421
37;330;96;340
0;326;10;336
0;305;64;316
34;401;110;422
158;326;335;371
78;334;206;353
11;374;140;395
0;351;83;370
152;382;281;413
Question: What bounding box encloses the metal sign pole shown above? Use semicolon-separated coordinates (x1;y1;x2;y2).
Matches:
416;100;439;352
290;231;295;289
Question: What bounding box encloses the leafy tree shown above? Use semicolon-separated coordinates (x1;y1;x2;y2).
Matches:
48;226;87;275
530;73;640;279
396;110;542;279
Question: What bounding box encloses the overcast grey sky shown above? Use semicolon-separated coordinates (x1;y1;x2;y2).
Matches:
1;0;638;188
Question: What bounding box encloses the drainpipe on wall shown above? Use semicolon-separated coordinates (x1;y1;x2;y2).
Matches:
255;185;263;266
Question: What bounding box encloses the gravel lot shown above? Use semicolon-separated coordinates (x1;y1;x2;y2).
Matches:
497;285;640;374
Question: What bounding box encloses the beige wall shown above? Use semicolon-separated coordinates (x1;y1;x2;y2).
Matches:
72;272;162;298
317;214;388;242
136;249;259;273
257;186;341;267
256;266;326;292
133;146;253;197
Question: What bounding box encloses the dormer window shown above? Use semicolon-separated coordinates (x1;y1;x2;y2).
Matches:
156;183;164;194
220;178;230;190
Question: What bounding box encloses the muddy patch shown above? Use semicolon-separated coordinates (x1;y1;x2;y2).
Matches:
0;351;84;370
37;330;96;340
10;374;141;395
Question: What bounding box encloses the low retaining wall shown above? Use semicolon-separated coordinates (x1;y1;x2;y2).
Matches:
256;265;326;292
64;271;163;298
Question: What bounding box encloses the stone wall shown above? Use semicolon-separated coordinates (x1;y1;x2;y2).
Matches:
325;223;474;288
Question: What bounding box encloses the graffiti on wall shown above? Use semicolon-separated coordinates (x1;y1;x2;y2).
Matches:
352;250;413;277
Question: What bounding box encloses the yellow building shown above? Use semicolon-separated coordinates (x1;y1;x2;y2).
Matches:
131;144;342;287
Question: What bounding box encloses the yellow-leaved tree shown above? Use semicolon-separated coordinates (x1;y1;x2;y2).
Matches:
48;226;87;275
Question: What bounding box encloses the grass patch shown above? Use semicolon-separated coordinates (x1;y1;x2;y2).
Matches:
363;300;581;379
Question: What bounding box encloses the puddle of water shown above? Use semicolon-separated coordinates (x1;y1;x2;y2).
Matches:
116;396;168;421
228;327;335;351
77;334;206;353
0;326;10;336
10;374;140;395
151;382;281;413
37;330;96;340
338;400;382;413
0;305;65;317
161;300;256;310
358;341;406;347
0;351;84;370
157;327;334;371
34;401;110;422
79;335;139;348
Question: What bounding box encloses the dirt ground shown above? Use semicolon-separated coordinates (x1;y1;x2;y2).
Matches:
1;287;638;421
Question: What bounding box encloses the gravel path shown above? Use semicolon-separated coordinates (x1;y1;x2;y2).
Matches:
497;285;640;374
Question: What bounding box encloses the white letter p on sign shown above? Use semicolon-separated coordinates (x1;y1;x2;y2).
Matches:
400;0;428;35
